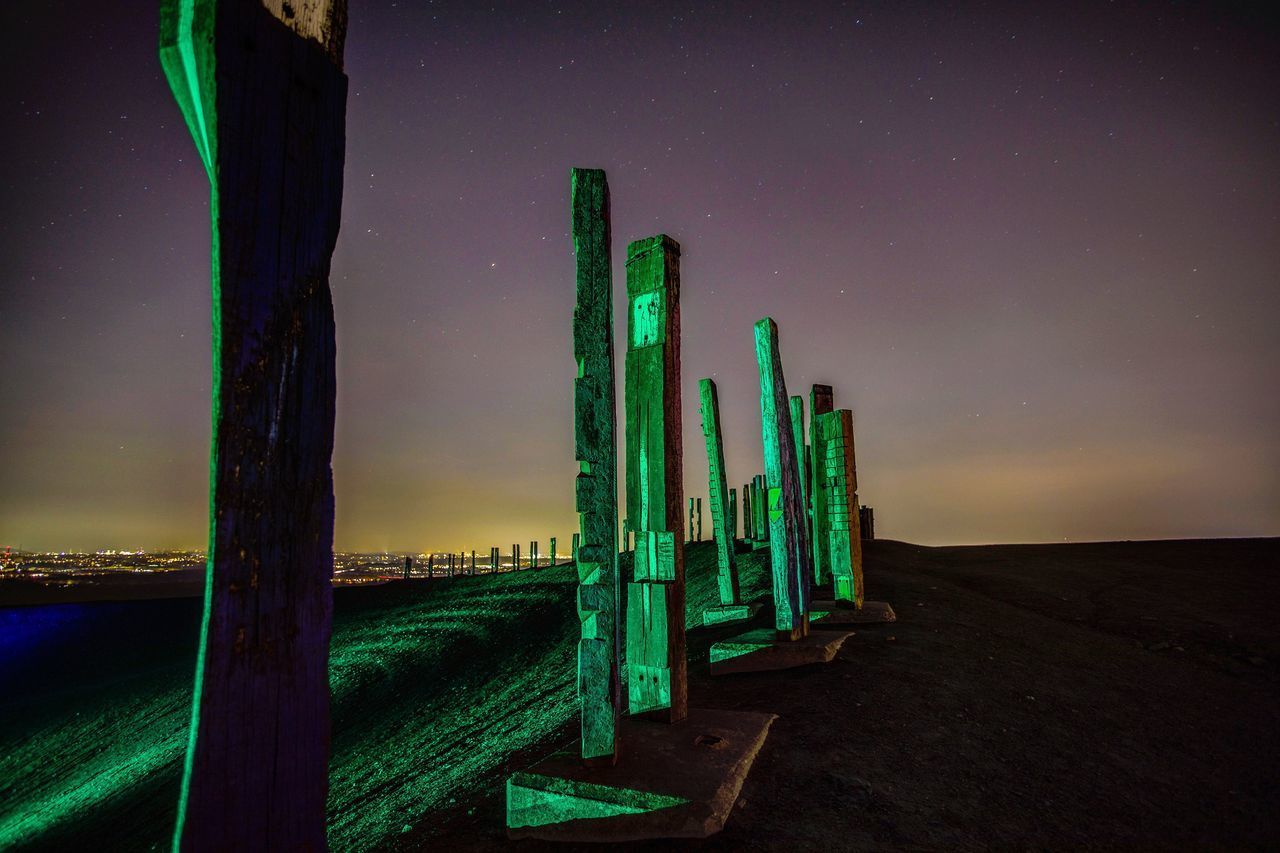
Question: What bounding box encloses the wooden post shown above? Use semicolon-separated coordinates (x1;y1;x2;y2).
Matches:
789;396;811;567
815;410;864;605
754;318;811;640
624;235;687;723
729;487;738;542
809;384;834;585
160;0;348;847
698;378;740;606
570;167;621;762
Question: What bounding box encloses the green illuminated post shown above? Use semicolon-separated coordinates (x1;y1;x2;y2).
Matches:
809;384;834;585
789;396;810;565
571;533;580;563
696;498;703;542
728;488;738;542
625;235;687;723
570;167;621;762
754;318;811;639
742;483;753;540
550;537;557;566
815;409;864;605
699;378;740;607
160;0;347;848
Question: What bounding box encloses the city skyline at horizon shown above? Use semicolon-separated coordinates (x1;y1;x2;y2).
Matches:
2;1;1277;552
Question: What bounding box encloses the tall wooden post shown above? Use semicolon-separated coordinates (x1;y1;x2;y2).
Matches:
699;378;740;607
789;396;811;567
743;482;753;540
754;318;811;640
688;498;695;543
160;0;348;847
815;410;865;605
728;487;738;542
570;167;621;763
809;384;834;585
624;235;687;723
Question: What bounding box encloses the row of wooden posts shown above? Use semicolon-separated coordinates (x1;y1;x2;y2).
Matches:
400;535;582;578
569;167;876;768
156;1;877;841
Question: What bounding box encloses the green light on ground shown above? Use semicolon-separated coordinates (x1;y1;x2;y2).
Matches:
506;773;688;828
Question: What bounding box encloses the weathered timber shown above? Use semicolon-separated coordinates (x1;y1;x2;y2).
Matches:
860;506;875;540
754;318;811;639
809;384;834;584
696;497;702;542
688;498;696;543
728;488;738;542
570;167;621;762
624;235;687;723
160;0;348;847
698;378;740;607
815;409;864;605
789;396;811;568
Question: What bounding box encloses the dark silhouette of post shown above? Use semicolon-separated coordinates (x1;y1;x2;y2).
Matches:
624;235;687;723
160;0;348;847
403;555;412;580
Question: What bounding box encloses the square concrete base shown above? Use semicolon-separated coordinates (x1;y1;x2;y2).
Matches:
700;602;760;628
709;627;855;676
506;708;776;841
810;600;897;625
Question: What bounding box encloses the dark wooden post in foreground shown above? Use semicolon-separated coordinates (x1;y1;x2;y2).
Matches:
570;167;621;762
624;235;687;723
160;0;348;848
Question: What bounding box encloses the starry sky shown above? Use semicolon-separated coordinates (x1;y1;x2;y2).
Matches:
1;1;1277;553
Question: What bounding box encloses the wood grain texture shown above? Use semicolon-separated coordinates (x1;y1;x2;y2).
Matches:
161;0;347;847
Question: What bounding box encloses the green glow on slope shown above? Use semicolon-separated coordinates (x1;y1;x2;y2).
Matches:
0;546;775;849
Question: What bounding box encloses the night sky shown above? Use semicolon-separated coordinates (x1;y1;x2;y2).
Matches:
1;1;1277;552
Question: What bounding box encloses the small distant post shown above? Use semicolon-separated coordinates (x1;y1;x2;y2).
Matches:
699;378;746;624
471;550;476;575
789;396;810;564
428;553;435;578
531;540;538;569
571;532;581;563
624;234;687;723
688;498;695;543
729;488;738;542
743;483;753;541
696;497;703;542
809;384;834;585
550;537;557;566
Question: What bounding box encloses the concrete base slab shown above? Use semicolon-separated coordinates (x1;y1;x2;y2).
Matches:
810;600;897;625
709;627;855;676
700;602;760;628
506;708;776;841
